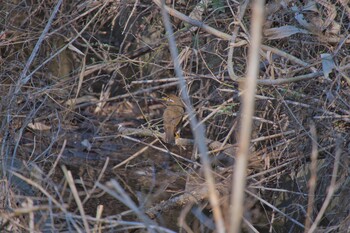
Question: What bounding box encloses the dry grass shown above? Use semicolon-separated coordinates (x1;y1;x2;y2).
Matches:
1;0;350;232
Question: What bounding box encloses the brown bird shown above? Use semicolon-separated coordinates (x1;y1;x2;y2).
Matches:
163;94;185;144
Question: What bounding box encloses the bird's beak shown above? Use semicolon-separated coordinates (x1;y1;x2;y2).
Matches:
162;97;174;103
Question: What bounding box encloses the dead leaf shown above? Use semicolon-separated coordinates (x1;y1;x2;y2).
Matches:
321;53;335;80
265;25;310;40
27;122;51;131
65;95;98;106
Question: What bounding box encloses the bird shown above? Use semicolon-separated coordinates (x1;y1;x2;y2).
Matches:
162;94;185;144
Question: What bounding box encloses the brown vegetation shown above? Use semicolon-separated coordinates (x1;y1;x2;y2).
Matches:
1;0;350;232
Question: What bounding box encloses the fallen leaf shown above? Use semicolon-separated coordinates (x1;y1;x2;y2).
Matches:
27;122;51;131
265;25;310;40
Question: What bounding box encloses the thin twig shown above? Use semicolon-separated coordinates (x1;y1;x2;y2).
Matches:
307;139;342;233
230;2;265;232
113;139;158;169
304;123;318;232
62;166;91;233
158;1;226;232
16;0;63;92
